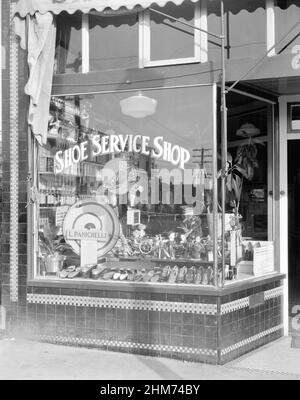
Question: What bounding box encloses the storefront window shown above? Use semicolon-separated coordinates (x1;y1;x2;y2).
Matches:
89;11;139;72
54;1;204;74
35;85;219;286
207;0;266;63
141;0;201;66
55;12;82;74
224;95;275;281
275;1;300;53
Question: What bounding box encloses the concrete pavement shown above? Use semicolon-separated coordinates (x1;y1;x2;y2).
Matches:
0;336;299;380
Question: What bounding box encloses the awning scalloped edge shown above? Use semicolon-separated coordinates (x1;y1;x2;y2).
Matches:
14;0;198;18
14;0;293;19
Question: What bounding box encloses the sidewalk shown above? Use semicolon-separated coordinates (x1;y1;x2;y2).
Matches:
0;336;299;380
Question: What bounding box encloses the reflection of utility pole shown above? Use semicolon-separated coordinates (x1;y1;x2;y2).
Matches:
149;3;227;288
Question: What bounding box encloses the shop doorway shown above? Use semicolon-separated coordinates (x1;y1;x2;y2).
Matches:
288;140;300;325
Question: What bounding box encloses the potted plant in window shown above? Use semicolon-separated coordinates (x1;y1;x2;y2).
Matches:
226;139;259;214
38;223;70;274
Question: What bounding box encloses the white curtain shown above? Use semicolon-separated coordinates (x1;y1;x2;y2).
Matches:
14;12;56;145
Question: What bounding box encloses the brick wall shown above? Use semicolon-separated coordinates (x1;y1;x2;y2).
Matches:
0;0;29;330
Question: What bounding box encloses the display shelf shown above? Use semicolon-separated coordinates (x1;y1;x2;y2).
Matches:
28;273;285;296
118;256;214;264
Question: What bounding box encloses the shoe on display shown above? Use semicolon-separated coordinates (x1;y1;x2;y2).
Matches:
91;269;103;280
127;269;135;281
202;268;208;285
67;267;81;279
113;271;121;280
59;269;69;279
177;266;187;284
185;266;195;284
143;269;155;282
150;273;161;283
161;265;171;281
133;270;144;282
207;266;214;285
120;270;129;281
194;266;204;285
102;270;115;280
168;265;179;283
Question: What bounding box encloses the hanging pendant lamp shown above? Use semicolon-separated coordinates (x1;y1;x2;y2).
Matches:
120;91;157;118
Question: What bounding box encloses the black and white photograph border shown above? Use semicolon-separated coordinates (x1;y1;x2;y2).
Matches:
1;0;300;382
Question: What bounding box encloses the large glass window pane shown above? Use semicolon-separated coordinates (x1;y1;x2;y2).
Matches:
36;86;217;286
55;12;82;74
275;1;300;53
89;11;139;72
224;94;274;282
208;0;266;63
149;1;196;62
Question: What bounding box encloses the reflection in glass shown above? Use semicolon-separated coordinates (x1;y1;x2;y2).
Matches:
55;12;82;74
149;1;196;61
36;87;217;286
89;12;139;72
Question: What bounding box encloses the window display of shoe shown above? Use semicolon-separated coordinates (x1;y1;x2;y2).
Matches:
194;266;204;285
177;266;187;284
160;265;171;282
185;266;195;284
143;269;155;282
168;265;179;283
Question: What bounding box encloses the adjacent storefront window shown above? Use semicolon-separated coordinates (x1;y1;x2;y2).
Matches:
224;94;275;280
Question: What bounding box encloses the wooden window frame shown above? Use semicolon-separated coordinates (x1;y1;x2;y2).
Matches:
139;0;207;68
77;0;207;74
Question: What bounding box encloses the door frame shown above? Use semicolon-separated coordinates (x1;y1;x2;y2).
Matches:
279;95;300;336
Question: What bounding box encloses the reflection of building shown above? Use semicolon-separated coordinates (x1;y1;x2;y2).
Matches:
2;0;300;364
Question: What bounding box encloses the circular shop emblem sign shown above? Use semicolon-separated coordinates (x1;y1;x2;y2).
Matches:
63;199;120;259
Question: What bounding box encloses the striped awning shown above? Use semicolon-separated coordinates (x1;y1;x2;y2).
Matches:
14;0;200;17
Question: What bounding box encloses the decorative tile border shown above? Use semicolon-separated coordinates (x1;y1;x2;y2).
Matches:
38;335;217;357
221;297;250;315
27;293;218;315
221;286;284;315
221;325;283;356
264;287;284;301
28;284;284;316
9;2;19;303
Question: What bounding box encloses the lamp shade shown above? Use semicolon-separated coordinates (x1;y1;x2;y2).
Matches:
236;123;260;138
120;91;157;118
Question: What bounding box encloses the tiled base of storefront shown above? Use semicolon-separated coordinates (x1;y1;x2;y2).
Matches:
291;333;300;348
1;277;284;365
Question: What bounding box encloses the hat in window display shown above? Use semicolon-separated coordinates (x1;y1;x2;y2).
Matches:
236;123;261;138
120;91;157;118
